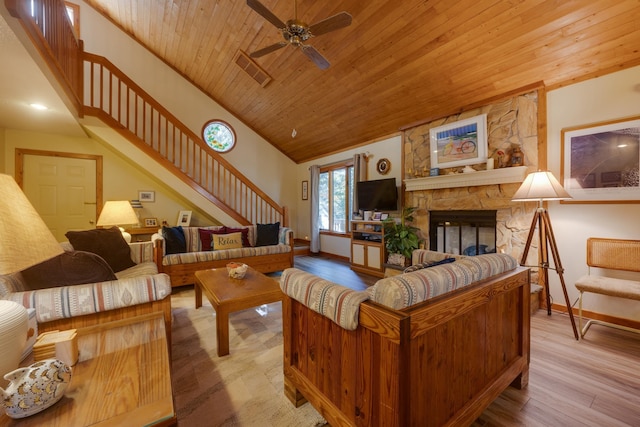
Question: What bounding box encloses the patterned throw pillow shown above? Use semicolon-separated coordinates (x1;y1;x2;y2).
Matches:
224;226;251;247
212;232;243;250
403;257;456;273
198;228;228;251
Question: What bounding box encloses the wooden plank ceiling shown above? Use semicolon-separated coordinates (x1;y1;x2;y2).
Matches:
82;0;640;163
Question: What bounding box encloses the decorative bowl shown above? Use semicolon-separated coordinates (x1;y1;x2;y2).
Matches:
227;262;248;279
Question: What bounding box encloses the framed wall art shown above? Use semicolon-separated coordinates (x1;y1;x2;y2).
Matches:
138;190;155;202
302;180;308;200
177;210;192;226
561;116;640;203
144;218;158;227
430;114;487;169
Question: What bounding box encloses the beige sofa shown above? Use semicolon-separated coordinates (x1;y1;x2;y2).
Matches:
279;250;530;427
153;225;294;288
0;240;172;337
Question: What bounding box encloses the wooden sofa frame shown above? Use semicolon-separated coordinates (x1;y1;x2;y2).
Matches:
282;266;531;427
37;298;172;343
575;237;640;337
153;230;294;288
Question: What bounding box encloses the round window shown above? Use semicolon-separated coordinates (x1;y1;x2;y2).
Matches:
202;120;236;153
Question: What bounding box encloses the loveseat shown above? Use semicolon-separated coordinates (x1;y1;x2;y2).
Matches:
279;250;531;427
0;234;172;337
153;224;294;288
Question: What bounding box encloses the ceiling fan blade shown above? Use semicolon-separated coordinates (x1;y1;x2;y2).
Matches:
246;0;286;29
301;45;330;70
250;42;288;58
308;12;352;37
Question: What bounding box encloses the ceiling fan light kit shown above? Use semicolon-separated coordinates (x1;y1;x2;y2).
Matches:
247;0;352;70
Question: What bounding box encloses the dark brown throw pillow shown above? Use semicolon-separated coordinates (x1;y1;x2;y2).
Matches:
65;227;136;273
21;250;117;290
255;222;280;247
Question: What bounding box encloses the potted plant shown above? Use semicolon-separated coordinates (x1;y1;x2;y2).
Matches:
382;207;422;267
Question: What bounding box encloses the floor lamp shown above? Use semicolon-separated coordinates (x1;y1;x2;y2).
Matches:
512;171;579;340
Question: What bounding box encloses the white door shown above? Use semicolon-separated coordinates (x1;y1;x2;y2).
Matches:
23;155;97;242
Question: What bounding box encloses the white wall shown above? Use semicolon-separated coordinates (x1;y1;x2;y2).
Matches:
296;134;402;258
75;1;297;225
1;128;219;229
547;65;640;321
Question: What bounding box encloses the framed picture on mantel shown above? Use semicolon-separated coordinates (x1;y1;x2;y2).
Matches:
430;114;488;169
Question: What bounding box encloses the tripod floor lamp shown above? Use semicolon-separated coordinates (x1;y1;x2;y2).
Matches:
512;170;579;340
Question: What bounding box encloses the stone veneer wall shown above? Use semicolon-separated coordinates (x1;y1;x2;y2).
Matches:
403;91;540;264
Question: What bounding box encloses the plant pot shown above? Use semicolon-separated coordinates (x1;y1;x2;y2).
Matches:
387;253;407;267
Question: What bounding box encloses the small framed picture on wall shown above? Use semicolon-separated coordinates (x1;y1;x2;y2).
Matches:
138;190;155;202
302;180;309;200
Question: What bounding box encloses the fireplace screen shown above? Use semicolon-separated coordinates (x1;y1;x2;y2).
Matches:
429;210;496;256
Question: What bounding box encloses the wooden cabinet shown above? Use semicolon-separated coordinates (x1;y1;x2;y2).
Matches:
350;220;385;277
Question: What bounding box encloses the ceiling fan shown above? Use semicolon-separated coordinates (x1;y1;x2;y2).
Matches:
246;0;352;70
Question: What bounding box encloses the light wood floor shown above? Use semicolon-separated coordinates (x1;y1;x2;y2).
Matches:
171;254;640;426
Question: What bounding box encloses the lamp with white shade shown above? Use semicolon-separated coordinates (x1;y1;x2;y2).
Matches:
96;200;139;243
512;170;579;340
0;174;64;385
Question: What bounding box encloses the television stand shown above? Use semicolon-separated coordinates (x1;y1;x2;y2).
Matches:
350;220;386;278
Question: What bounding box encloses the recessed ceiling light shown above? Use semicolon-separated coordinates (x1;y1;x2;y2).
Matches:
29;103;48;110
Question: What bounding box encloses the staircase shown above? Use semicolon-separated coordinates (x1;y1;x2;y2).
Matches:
6;0;287;227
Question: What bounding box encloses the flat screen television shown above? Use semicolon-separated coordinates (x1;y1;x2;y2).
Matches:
356;178;398;212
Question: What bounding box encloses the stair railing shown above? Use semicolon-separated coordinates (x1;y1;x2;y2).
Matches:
83;53;286;226
6;0;287;226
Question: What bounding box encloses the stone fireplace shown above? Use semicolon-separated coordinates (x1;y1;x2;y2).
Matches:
405;174;535;263
401;90;541;265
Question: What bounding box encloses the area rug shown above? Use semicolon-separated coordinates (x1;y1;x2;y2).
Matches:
170;287;327;427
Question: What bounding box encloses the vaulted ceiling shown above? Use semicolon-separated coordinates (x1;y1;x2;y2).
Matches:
82;0;640;163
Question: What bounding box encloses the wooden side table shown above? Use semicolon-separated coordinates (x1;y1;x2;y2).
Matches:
0;313;175;426
126;227;160;242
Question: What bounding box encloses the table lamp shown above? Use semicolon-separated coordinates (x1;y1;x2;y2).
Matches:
512;170;579;340
0;174;64;385
96;200;139;243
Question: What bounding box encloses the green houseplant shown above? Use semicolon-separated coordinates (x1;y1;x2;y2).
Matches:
382;207;422;266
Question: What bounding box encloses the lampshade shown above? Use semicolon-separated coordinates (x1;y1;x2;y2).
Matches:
97;201;139;227
97;201;139;243
0;174;58;380
512;171;572;202
0;174;64;275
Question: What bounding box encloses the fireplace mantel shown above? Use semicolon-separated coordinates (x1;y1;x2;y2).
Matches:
404;166;528;191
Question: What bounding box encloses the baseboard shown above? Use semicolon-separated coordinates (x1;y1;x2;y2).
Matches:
549;302;640;330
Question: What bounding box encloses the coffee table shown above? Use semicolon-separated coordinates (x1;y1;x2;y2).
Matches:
194;266;283;357
0;312;175;427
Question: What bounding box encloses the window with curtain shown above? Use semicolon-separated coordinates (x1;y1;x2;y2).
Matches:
319;162;354;234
